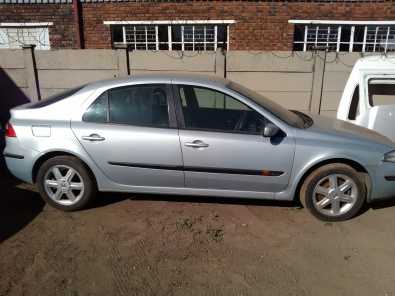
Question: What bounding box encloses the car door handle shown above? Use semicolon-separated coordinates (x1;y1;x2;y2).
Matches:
81;134;105;142
184;140;209;148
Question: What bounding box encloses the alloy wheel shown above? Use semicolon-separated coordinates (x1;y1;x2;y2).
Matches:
43;165;85;206
312;174;358;217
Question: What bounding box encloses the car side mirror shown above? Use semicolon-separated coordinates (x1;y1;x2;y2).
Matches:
263;123;280;138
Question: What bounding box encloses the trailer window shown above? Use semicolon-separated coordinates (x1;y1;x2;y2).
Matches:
368;79;395;106
348;85;360;120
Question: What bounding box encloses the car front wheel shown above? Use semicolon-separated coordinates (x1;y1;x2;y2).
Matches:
36;156;96;211
300;163;366;221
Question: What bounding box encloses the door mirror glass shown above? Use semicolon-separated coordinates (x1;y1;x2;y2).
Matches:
263;123;279;138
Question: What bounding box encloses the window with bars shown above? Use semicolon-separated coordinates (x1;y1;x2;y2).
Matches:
111;24;228;51
292;22;395;53
0;26;50;50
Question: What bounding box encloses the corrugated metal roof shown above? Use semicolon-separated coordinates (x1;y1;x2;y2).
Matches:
0;0;391;3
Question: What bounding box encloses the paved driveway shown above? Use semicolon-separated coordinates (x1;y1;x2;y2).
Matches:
1;170;395;296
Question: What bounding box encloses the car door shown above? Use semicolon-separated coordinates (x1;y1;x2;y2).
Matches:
71;83;184;188
174;84;295;193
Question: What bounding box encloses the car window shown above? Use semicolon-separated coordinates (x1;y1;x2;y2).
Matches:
83;91;108;123
348;85;360;120
83;84;169;127
368;79;395;106
178;85;269;134
108;84;169;127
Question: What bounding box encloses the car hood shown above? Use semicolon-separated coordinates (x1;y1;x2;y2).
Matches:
307;114;394;147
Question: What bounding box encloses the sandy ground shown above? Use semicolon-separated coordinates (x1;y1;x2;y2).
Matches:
1;170;395;296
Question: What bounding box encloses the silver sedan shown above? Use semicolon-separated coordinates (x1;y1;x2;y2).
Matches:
4;74;395;221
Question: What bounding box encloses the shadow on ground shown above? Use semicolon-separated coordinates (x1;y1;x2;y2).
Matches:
91;191;299;210
0;170;45;243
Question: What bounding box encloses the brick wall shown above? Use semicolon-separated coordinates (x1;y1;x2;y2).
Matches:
81;1;395;50
0;4;76;49
0;1;394;50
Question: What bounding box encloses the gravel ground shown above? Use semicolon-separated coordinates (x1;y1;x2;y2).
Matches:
1;170;395;296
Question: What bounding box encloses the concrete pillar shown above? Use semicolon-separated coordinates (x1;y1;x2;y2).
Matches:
117;48;129;77
215;49;226;78
310;51;326;114
22;45;41;102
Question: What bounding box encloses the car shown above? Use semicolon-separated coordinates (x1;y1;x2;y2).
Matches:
3;73;395;221
337;55;395;141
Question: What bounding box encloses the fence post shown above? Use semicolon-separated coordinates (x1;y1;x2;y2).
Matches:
22;45;41;102
215;49;226;78
117;48;129;77
310;51;326;114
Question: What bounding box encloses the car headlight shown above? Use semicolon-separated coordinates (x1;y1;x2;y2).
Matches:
384;150;395;162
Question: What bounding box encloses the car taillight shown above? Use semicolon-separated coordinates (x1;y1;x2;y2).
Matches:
5;123;16;137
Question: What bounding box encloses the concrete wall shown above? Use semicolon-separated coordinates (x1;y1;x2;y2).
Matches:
1;48;368;115
35;49;121;98
227;51;315;112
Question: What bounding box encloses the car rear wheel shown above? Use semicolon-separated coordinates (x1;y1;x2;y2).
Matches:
36;156;96;211
300;163;366;221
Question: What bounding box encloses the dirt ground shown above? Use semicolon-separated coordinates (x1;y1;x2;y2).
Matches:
1;170;395;296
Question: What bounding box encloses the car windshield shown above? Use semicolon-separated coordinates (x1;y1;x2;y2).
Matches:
227;81;310;128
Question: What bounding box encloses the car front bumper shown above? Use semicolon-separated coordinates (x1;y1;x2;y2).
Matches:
368;161;395;202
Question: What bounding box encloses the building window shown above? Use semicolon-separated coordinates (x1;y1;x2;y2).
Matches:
290;20;395;53
106;20;234;51
0;23;52;50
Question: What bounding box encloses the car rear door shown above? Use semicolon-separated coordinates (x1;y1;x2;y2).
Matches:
71;83;184;188
174;84;295;193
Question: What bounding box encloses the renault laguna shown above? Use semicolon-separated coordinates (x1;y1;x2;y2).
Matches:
4;74;395;221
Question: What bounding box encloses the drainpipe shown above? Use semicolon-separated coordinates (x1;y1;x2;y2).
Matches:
72;0;84;49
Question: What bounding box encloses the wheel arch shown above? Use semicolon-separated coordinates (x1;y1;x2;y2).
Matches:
32;150;98;189
294;157;371;203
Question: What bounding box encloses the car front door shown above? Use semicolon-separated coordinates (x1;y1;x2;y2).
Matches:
174;84;295;193
71;83;184;188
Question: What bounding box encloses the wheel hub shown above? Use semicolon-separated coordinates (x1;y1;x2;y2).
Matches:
312;173;358;217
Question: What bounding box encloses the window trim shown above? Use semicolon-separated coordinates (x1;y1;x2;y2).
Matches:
172;84;273;136
82;83;178;129
0;22;53;27
104;20;236;25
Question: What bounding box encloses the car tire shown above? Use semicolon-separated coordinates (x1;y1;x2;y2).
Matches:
300;163;366;221
36;155;97;211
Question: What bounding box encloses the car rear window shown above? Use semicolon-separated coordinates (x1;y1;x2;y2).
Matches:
28;86;85;109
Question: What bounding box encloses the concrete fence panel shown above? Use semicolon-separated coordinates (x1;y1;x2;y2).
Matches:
35;49;121;99
227;51;314;73
129;51;217;74
227;51;314;112
0;49;28;94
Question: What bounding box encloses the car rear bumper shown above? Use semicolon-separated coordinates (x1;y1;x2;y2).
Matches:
3;138;39;184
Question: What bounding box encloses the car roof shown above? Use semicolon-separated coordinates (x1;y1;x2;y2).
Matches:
83;72;230;91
